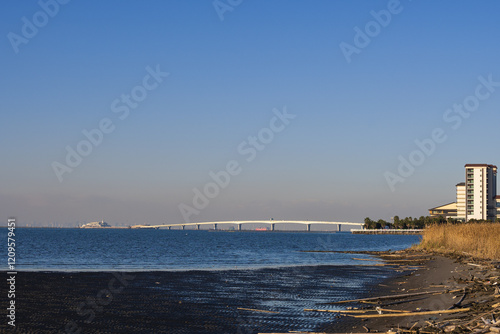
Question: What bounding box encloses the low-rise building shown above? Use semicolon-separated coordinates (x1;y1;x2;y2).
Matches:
428;202;457;219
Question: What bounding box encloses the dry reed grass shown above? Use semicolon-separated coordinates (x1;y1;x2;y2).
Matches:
416;223;500;260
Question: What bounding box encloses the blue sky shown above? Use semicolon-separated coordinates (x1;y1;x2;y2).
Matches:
1;0;500;226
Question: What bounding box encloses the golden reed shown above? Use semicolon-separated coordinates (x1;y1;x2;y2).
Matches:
417;223;500;260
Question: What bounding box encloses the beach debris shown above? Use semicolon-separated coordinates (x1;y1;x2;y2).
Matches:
443;325;456;332
301;250;499;334
448;289;467;309
351;307;471;318
377;307;410;314
409;321;419;330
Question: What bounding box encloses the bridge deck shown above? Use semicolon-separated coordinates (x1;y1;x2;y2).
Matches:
132;220;364;229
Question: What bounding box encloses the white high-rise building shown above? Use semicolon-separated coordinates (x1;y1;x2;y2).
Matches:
496;195;500;220
456;182;466;220
465;164;497;221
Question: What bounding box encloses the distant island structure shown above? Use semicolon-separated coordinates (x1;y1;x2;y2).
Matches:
429;164;499;221
80;221;132;229
80;220;112;228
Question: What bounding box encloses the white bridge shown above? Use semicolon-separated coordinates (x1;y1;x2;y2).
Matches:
132;220;364;232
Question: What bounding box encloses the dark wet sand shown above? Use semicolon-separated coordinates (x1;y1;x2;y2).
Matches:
4;252;498;333
1;265;393;333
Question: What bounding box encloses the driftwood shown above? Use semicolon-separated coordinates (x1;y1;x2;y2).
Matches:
325;289;462;304
305;307;413;314
376;307;410;313
380;253;429;257
409;321;419;330
351;307;470;318
304;308;368;313
467;263;483;267
385;258;431;263
448;290;467;310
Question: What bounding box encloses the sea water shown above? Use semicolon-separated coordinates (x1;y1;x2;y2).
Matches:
0;228;420;271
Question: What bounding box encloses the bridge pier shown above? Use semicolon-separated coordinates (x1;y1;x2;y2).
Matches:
213;223;218;230
197;224;200;230
182;225;185;230
168;226;171;230
338;224;341;232
307;224;311;232
271;223;275;231
238;224;242;231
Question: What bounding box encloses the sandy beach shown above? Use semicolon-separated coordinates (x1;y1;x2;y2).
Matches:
320;251;500;333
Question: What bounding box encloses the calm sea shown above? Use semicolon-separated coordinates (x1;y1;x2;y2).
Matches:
1;228;420;271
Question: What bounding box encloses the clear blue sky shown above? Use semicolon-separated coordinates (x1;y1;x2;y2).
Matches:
1;0;499;226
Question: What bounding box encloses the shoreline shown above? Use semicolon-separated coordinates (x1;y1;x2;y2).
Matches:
317;250;500;333
3;250;498;333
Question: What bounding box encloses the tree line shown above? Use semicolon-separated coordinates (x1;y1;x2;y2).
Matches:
363;215;499;229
